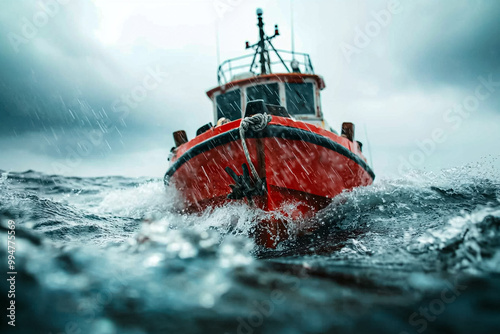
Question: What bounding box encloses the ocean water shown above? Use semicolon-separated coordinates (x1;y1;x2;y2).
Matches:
1;165;500;334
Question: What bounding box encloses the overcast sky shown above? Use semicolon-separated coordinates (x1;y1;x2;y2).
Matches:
0;0;499;178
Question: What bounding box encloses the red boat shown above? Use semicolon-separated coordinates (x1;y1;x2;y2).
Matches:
165;9;374;248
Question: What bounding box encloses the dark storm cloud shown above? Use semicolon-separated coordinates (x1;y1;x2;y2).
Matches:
0;0;127;141
394;0;500;89
0;0;185;162
1;0;498;176
1;2;168;121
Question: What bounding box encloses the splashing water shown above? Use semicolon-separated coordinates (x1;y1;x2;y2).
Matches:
1;165;500;334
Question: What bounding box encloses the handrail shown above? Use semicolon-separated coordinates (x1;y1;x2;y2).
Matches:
217;49;315;85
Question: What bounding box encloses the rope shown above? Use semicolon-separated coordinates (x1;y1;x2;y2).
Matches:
239;113;272;180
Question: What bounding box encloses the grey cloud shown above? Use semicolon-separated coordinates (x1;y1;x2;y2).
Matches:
394;0;500;88
0;0;498;177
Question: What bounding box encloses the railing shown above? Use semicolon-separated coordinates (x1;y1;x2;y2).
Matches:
217;49;315;85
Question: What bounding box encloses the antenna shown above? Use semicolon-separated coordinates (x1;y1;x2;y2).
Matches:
246;8;289;75
257;8;267;75
215;21;221;66
289;1;300;73
291;0;295;60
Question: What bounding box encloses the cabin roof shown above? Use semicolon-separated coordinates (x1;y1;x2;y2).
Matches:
206;73;326;99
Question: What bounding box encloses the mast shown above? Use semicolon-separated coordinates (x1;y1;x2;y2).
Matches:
257;8;267;75
246;8;288;75
215;7;315;84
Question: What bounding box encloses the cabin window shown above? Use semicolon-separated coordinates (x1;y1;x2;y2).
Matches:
216;89;242;121
285;82;315;115
246;83;280;105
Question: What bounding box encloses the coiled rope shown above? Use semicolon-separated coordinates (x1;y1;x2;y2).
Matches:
239;113;272;180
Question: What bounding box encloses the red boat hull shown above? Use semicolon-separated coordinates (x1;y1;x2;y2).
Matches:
165;116;374;248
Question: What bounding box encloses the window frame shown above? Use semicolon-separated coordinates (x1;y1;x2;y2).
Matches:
245;82;281;106
212;77;322;124
213;88;244;122
284;81;317;117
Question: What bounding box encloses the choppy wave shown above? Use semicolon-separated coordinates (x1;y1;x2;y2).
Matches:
1;165;499;334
